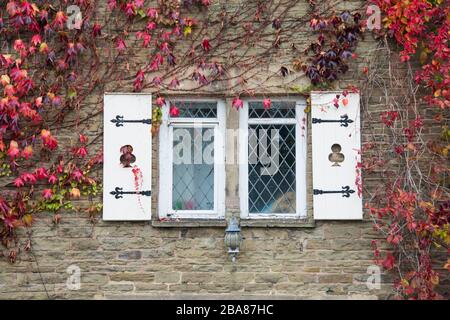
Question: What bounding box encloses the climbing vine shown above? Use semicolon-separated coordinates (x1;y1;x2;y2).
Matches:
363;0;449;299
299;10;364;85
0;0;320;262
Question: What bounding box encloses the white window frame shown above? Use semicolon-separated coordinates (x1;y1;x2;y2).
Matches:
239;98;307;219
159;98;226;219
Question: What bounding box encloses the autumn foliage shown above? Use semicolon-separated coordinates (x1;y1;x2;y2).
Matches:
367;0;449;299
373;0;449;109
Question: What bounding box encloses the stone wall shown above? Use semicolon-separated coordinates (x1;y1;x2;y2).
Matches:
1;217;392;299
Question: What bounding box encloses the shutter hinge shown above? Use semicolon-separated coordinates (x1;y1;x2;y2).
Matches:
312;115;353;127
313;186;355;198
111;115;152;127
110;187;151;199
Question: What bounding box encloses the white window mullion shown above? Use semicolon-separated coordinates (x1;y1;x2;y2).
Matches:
239;101;250;218
166;125;174;217
296;101;307;218
213;124;219;215
248;118;297;125
216;100;226;218
158;114;172;219
169;118;219;125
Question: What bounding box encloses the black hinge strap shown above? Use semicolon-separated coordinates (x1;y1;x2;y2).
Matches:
312;115;354;127
313;186;355;198
110;187;151;199
111;115;152;127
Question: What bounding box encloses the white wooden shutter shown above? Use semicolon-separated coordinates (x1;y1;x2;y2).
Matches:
311;91;362;220
103;93;152;221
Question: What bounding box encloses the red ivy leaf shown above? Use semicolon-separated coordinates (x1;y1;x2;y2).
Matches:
382;252;396;270
232;97;243;110
169;105;180;117
115;37;127;52
201;39;211;52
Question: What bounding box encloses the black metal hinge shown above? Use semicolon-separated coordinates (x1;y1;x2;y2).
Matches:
110;187;151;199
111;115;152;127
312;115;354;127
313;186;355;198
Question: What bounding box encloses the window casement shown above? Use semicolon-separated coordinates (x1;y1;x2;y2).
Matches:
239;99;307;220
159;99;226;220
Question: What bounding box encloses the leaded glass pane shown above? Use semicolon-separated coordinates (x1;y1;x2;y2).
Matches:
248;124;296;214
171;101;217;118
249;101;296;118
172;127;214;210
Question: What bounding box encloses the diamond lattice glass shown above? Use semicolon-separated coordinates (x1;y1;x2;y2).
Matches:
171;101;217;118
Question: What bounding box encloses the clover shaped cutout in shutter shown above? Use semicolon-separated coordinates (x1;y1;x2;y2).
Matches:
311;92;362;220
103;94;152;221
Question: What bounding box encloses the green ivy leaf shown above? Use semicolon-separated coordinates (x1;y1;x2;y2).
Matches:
137;8;146;18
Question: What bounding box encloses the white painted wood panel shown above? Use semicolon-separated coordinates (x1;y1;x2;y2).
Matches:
103;93;152;221
311;92;362;220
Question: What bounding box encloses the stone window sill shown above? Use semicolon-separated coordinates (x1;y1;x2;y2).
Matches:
151;217;315;228
151;218;226;228
240;218;315;228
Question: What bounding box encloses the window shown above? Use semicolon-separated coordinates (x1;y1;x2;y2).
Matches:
239;99;307;219
159;100;225;219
